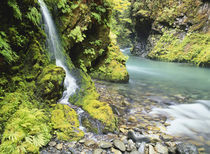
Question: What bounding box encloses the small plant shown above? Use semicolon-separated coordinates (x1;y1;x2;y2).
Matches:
0;107;51;154
8;0;22;20
68;26;86;43
0;32;18;63
91;12;102;23
84;48;96;58
26;7;41;26
90;40;102;46
57;0;71;13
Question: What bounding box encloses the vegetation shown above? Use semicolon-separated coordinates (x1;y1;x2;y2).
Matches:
51;104;84;141
148;31;210;66
0;0;130;153
0;32;18;64
0;0;209;153
131;0;210;66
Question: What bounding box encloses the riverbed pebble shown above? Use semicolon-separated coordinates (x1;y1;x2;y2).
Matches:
99;141;112;149
40;81;202;154
155;143;168;154
113;139;126;152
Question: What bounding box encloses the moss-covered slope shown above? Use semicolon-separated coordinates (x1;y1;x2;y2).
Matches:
0;0;128;153
131;0;210;66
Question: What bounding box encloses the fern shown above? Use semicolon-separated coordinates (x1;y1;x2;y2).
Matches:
8;0;22;20
91;12;102;23
57;0;71;13
0;32;18;63
68;26;86;43
0;108;51;153
26;7;41;26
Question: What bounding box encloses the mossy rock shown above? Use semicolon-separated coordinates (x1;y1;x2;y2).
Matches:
36;64;65;104
90;41;129;82
83;99;117;133
69;70;118;132
51;104;84;141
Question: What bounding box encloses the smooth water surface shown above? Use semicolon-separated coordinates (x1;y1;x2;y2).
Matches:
105;48;210;150
123;48;210;100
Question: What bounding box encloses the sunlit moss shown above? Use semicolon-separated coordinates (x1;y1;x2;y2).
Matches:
148;31;210;66
36;64;65;104
90;40;129;82
51;104;84;141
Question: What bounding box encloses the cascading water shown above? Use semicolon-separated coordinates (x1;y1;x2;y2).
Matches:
38;0;77;105
150;101;210;139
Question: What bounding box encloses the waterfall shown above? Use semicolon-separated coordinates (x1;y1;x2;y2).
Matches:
38;0;78;104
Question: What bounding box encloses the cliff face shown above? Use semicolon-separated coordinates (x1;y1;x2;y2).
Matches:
131;0;210;66
0;0;128;153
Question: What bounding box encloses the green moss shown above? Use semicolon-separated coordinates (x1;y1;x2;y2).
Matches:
90;40;129;82
83;99;117;132
69;71;117;132
51;104;84;141
36;64;66;104
148;31;210;66
81;118;99;133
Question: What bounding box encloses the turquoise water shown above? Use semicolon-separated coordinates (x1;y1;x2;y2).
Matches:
103;48;210;151
122;48;210;101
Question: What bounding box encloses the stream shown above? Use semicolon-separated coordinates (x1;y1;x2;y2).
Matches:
100;48;210;152
38;0;210;152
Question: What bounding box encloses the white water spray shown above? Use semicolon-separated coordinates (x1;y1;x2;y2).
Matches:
38;0;77;104
150;100;210;140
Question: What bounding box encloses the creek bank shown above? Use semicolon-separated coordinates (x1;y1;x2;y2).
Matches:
130;0;210;66
40;80;202;154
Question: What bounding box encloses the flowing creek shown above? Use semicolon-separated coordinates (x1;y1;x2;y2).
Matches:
98;48;210;153
39;1;210;152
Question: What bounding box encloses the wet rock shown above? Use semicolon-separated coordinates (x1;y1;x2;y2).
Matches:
127;139;136;152
161;134;174;141
68;147;76;154
127;130;150;143
49;141;56;147
148;145;156;154
147;96;175;105
119;128;127;134
176;143;198;154
61;151;71;154
120;135;128;144
93;149;103;154
155;143;168;154
138;142;146;154
67;141;76;148
111;148;122;154
99;141;112;149
165;142;176;153
56;143;63;150
84;140;96;147
148;134;161;142
79;139;86;144
128;116;137;123
113;139;126;152
130;151;140;154
198;148;205;153
122;100;130;106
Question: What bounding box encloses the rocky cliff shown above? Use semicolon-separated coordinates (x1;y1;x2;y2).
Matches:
131;0;210;66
